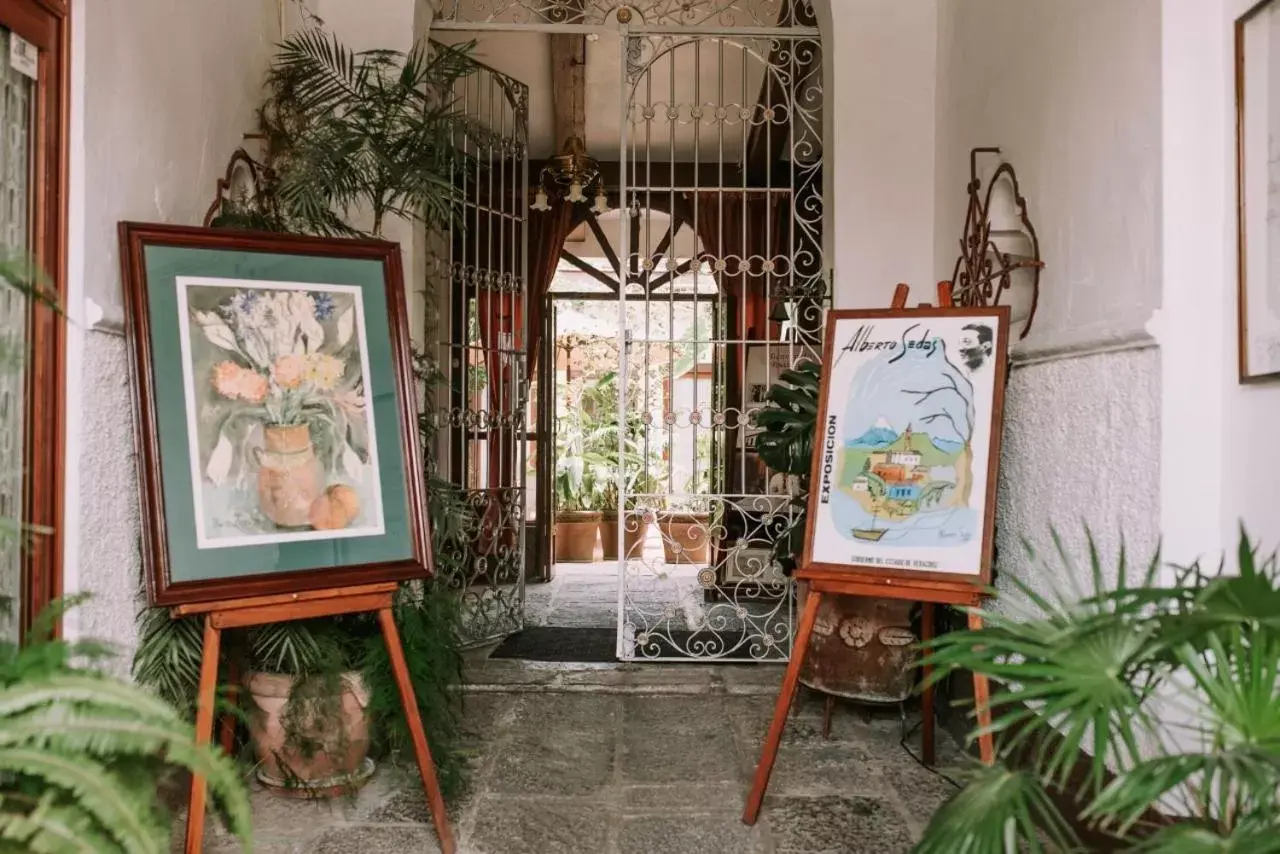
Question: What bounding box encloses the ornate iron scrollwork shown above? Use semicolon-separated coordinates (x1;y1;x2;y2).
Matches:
949;147;1044;339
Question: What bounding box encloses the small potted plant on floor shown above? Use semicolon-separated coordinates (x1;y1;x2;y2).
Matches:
553;394;606;562
657;463;713;565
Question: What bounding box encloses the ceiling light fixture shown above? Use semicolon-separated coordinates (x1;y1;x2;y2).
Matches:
533;134;602;210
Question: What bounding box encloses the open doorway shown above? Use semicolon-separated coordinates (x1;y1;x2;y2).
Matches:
523;211;721;644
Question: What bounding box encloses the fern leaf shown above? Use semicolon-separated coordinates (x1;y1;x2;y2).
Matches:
0;791;115;854
0;749;164;854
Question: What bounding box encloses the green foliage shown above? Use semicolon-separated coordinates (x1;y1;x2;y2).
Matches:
136;26;482;802
753;360;820;574
259;30;479;237
915;528;1280;853
0;600;252;854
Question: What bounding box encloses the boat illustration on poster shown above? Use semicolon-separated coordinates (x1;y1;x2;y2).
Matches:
828;334;980;551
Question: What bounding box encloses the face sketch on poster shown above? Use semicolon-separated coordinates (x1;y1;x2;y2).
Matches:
808;311;1006;578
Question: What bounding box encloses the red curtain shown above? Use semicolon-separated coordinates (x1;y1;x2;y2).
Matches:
692;192;789;343
469;200;574;565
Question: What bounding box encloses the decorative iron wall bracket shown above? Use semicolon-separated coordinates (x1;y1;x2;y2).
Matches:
949;147;1044;339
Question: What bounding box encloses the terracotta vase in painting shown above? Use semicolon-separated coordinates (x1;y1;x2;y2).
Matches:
256;423;325;528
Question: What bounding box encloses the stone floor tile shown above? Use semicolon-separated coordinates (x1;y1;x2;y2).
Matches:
465;797;613;854
619;781;745;812
309;825;441;854
876;758;963;838
484;694;620;796
618;812;767;854
765;794;917;854
619;696;741;784
757;743;885;798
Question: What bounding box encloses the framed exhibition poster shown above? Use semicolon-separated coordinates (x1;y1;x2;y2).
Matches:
120;222;430;606
802;307;1009;586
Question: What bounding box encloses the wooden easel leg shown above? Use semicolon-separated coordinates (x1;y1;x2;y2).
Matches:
968;611;995;765
742;589;823;826
378;607;456;854
185;616;222;854
920;603;936;766
822;694;834;741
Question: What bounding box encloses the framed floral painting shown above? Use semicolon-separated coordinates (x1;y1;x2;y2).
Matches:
120;223;430;606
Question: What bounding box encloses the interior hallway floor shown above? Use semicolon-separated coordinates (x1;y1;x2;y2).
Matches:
185;659;964;853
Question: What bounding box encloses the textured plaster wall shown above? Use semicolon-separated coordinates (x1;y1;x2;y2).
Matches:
994;351;1161;608
64;0;279;660
934;0;1164;601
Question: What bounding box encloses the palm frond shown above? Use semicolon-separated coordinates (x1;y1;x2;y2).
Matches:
913;762;1081;854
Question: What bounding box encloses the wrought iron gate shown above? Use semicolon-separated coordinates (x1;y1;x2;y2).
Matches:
614;19;825;661
432;1;826;661
430;54;531;647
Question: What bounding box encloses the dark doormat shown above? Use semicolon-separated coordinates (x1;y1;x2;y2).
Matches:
490;627;617;663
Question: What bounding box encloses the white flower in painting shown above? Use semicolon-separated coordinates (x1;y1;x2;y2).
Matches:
288;290;325;354
337;305;355;348
194;311;239;354
206;433;234;486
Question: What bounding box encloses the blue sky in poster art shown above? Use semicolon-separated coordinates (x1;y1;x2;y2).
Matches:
841;344;970;448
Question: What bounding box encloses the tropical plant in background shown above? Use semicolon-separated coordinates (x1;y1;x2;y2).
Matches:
753;360;820;574
133;27;482;802
248;30;480;238
916;529;1280;854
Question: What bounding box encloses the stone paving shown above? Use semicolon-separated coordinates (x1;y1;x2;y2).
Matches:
185;661;965;853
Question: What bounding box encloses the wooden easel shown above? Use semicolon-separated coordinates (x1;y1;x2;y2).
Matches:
742;282;996;826
178;582;456;854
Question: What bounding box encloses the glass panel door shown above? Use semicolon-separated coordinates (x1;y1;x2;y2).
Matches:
0;26;32;644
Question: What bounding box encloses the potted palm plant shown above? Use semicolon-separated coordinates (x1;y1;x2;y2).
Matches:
917;528;1280;853
134;29;477;800
581;373;650;561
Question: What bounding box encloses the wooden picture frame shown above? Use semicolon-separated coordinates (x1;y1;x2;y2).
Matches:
1236;0;1280;382
800;307;1009;588
120;223;431;607
0;0;71;640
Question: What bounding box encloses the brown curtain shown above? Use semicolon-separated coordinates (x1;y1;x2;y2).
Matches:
472;199;574;491
692;192;789;344
468;199;574;564
692;192;790;496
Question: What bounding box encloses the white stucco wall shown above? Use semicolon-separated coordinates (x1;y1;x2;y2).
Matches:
62;0;279;658
817;0;938;309
1160;0;1280;567
933;0;1165;601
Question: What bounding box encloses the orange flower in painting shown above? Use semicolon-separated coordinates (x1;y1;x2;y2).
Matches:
211;361;245;399
272;354;307;389
236;370;269;403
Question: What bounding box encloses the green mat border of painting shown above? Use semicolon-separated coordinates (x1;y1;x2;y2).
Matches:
141;243;414;585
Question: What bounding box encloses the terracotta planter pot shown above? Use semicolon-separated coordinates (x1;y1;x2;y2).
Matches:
600;511;649;561
554;510;602;562
796;584;917;703
246;671;372;794
658;512;710;564
256;423;324;528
